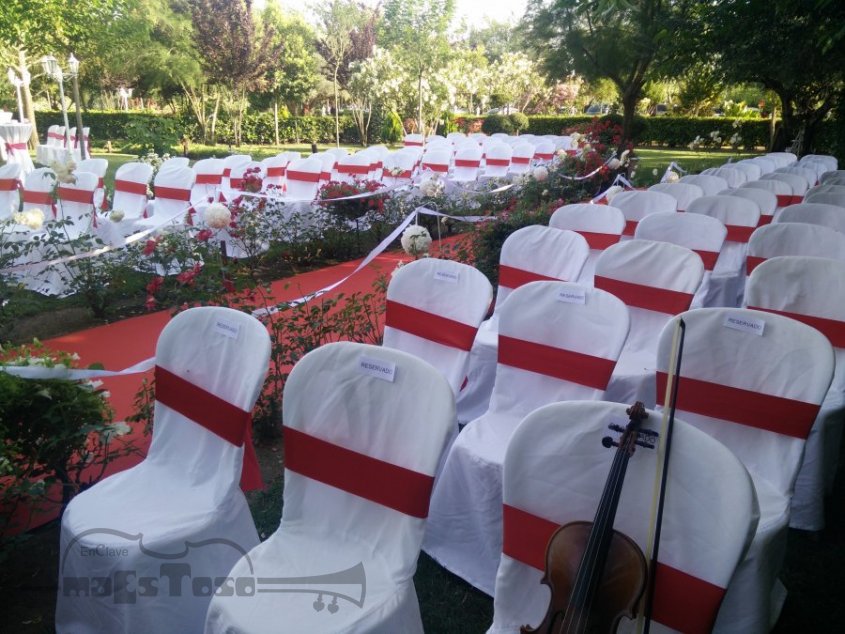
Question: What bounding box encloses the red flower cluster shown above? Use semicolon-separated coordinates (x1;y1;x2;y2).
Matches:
239;167;263;193
317;179;388;220
196;228;213;242
142;238;159;256
176;263;202;286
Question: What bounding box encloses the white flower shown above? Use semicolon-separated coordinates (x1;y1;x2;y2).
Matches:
203;202;232;229
714;137;722;145
732;119;741;129
570;132;582;142
556;148;566;157
391;260;406;278
101;421;131;443
665;170;680;183
533;166;549;182
605;185;623;202
419;176;444;198
619;149;630;164
401;225;432;257
652;168;659;176
13;208;45;230
110;209;125;223
607;158;622;170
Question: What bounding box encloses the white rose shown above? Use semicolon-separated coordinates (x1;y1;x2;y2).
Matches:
533;166;549;182
665;170;680;183
401;225;432;257
14;208;45;230
607;158;622;170
652;168;659;176
605;185;623;202
203;202;232;229
110;209;125;222
619;149;630;164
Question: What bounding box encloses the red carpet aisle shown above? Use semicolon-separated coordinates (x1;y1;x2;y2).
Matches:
26;236;467;528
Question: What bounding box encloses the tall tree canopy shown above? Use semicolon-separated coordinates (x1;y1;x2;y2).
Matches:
525;0;671;147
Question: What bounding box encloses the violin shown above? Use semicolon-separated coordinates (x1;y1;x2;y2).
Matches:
522;402;653;634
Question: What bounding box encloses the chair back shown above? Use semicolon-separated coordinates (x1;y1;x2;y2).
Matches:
648;182;704;212
549;203;625;284
159;157;190;173
748;156;777;174
221;154;251;190
635;212;726;272
496;225;589;309
384;258;493;394
112;162;154;220
260;154;288;191
726;187;777;224
492;400;757;634
702;166;747;188
22;167;58;215
0;162;21;218
762;171;809;198
452;143;482;182
509;142;534;174
56;171;98;239
732;160;763;181
153;166;196;219
680;174;729;196
611;190;677;236
804;183;845;208
489;282;630;419
420;148;451;175
766;151;798;167
192;157;226;204
285;157;323;200
776;202;845;234
746;223;845;275
777;165;818;188
281;341;454;575
484;143;513;177
741;177;793;207
656;307;834;497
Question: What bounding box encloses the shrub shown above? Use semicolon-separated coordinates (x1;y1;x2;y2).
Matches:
482;114;515;135
509;112;529;133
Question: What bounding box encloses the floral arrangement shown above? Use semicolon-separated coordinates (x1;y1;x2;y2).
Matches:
317;179;388;221
238;166;263;194
401;224;432;258
419;175;446;199
12;208;45;231
204;202;233;229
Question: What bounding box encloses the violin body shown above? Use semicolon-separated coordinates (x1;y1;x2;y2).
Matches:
521;521;647;634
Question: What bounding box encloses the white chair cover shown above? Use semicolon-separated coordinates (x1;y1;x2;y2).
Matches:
686;195;759;307
777;165;818;188
285;157;322;201
221;154;251;191
381;151;416;186
112;162;153;229
794;159;828;181
509;142;534;175
56;170;98;240
420;148;451;177
145;166;196;226
741;178;793;212
383;257;493;395
725;186;777;226
0;161;21;218
655;307;833;634
548;202;625;284
425;281;630;594
335;152;372;184
532;141;555;163
597;239;704;407
748;156;777;174
762;171;808;202
775;202;845;234
702;166;747;188
456;226;590;425
77;158;109;210
804;183;845;208
21;166;57;215
765;152;798;167
820;169;845;184
192;158;226;205
484;143;513;178
648;182;704;212
404;133;425;147
57;307;271;634
746;223;845;277
732;160;763;181
224;161;262;199
488;401;758;634
745;257;845;532
159;157;190;172
610;190;677;237
635;211;726;309
260;154;288;191
205;341;454;634
679;174;729;196
452;143;482;183
801;154;837;172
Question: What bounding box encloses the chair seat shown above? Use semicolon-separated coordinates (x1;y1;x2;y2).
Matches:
205;520;422;634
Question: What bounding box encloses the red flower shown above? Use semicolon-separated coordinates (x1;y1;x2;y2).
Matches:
145;276;164;294
145;295;157;311
222;278;235;292
142;239;157;256
196;229;213;242
176;263;203;286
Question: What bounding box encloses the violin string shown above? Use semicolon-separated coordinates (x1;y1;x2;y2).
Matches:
569;420;633;631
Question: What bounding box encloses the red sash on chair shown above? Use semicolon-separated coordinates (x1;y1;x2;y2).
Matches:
0;178;20;192
22;190;57;217
196;173;223;185
594;276;694;314
385;300;478;351
154;186;192;202
154;365;263;491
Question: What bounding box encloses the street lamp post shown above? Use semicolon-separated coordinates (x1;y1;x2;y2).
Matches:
7;68;25;122
67;54;87;160
41;55;71;153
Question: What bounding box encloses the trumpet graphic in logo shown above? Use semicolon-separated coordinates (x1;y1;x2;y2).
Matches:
61;528;366;613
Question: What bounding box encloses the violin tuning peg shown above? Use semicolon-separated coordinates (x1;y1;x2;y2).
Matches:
313;593;325;612
328;597;340;614
601;436;617;449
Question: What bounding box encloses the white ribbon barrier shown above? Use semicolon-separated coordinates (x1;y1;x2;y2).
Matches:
660;161;688;183
0;356;155;381
591;173;636;203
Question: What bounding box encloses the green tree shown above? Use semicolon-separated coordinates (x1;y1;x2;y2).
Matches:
380;0;455;135
682;0;845;154
525;0;671;147
0;0;126;145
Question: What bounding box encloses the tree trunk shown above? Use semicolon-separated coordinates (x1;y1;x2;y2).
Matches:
210;91;221;145
771;91;795;152
274;99;280;146
621;90;639;149
333;67;340;148
18;49;38;148
417;73;424;137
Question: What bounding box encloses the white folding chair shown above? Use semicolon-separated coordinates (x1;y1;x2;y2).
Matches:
725;186;777;226
403;133;425;147
597;239;704;407
425;282;630;594
732;160;763;181
748;156;778;175
335;153;372;184
635;211;726;309
419;148;451;177
456;226;590;425
57;307;271;634
192;157;226;205
76;158;109;210
488;401;757;634
762;172;808;205
225;161;263;197
532;140;555;163
820;169;845;184
260;154;289;191
221;154;251;191
746;223;845;276
741;178;793;212
508;142;534;175
381;151;416;186
112;162;154;228
285;157;323;201
205;342;454;634
656;307;833;634
549;202;625;284
765;151;798;167
158;156;190;173
21;166;58;218
648;182;704;212
483;143;513;178
680;174;729;196
702;166;747;188
452;143;482;183
610;190;677;237
55;171;98;240
687;195;759;307
383;258;493;395
775;202;845;235
746;256;845;534
0;162;22;219
136;166;196;230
